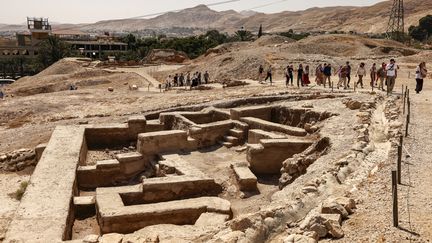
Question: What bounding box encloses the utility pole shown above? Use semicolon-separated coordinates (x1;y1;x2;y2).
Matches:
386;0;405;41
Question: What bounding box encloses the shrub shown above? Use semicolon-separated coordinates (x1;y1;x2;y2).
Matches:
10;181;29;201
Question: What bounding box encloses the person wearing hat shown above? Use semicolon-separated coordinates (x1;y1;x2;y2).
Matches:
385;59;398;94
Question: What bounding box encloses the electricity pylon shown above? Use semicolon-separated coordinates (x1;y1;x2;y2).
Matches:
386;0;405;41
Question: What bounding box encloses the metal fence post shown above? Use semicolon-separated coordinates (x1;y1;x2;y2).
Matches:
392;170;399;227
397;144;402;184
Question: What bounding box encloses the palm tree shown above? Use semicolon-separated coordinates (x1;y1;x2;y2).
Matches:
235;29;254;42
37;36;70;68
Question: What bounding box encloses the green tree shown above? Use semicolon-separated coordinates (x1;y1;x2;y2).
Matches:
279;31;310;41
409;26;428;42
419;15;432;34
258;24;263;38
234;29;254;41
37;36;70;68
409;15;432;42
122;33;138;51
205;30;228;45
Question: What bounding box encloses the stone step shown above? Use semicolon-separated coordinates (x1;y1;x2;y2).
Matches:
228;129;244;138
224;136;239;145
74;196;96;218
233;121;249;130
74;196;95;206
230;163;257;191
219;141;234;148
115;152;143;163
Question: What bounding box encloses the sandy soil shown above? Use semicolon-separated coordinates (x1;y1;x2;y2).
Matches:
334;79;432;242
0;168;32;240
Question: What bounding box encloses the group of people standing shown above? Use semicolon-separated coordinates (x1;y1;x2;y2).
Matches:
257;58;427;95
322;60;400;93
165;71;210;88
259;64;313;87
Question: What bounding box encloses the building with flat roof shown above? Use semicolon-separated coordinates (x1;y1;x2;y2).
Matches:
0;17;128;59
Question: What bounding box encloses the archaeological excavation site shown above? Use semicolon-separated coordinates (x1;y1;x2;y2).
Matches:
2;1;432;241
1;90;407;243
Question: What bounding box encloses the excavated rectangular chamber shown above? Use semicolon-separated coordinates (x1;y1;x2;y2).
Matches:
5;102;335;242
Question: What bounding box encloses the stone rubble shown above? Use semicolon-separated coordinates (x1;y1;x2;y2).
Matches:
0;148;36;172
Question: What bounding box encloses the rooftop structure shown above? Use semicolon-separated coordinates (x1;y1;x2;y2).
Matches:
0;17;127;59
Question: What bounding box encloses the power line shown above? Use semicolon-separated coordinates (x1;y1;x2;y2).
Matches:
129;0;241;19
53;0;242;32
244;0;288;11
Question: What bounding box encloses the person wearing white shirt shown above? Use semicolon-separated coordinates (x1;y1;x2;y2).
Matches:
385;59;398;94
355;63;367;89
415;62;427;94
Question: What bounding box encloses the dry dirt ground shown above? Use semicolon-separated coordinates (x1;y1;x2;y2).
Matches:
330;79;432;243
0;36;431;242
154;34;423;83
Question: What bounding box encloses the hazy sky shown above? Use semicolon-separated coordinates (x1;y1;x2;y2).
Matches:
1;0;385;24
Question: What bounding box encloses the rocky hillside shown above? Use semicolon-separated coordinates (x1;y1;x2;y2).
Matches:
79;0;432;35
1;0;431;36
238;0;432;33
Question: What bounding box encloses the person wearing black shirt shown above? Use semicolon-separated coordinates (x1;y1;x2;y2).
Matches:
346;61;352;88
258;65;264;83
265;66;273;85
173;73;179;87
179;73;185;87
297;64;304;87
288;65;294;86
323;64;332;88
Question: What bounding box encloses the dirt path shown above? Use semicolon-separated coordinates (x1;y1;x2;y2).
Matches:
116;65;184;91
398;84;432;240
338;79;432;242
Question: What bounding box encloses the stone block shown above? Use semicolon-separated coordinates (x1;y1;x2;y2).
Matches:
145;119;165;132
240;117;307;137
128;116;146;136
321;201;349;219
331;197;356;214
137;130;189;155
99;233;123;243
230;106;273;121
248;129;286;144
83;234;99;243
116;152;148;176
96;159;120;170
231;163;257;191
284;234;317;243
97;196;231;234
5;126;86;242
74;196;96;219
195;212;230;227
247;139;313;174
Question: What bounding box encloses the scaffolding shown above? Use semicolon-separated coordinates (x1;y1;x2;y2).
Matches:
27;17;52;31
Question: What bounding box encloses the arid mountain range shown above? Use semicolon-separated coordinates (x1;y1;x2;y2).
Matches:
1;0;431;37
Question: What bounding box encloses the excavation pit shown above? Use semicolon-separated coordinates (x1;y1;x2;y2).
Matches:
5;99;337;242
